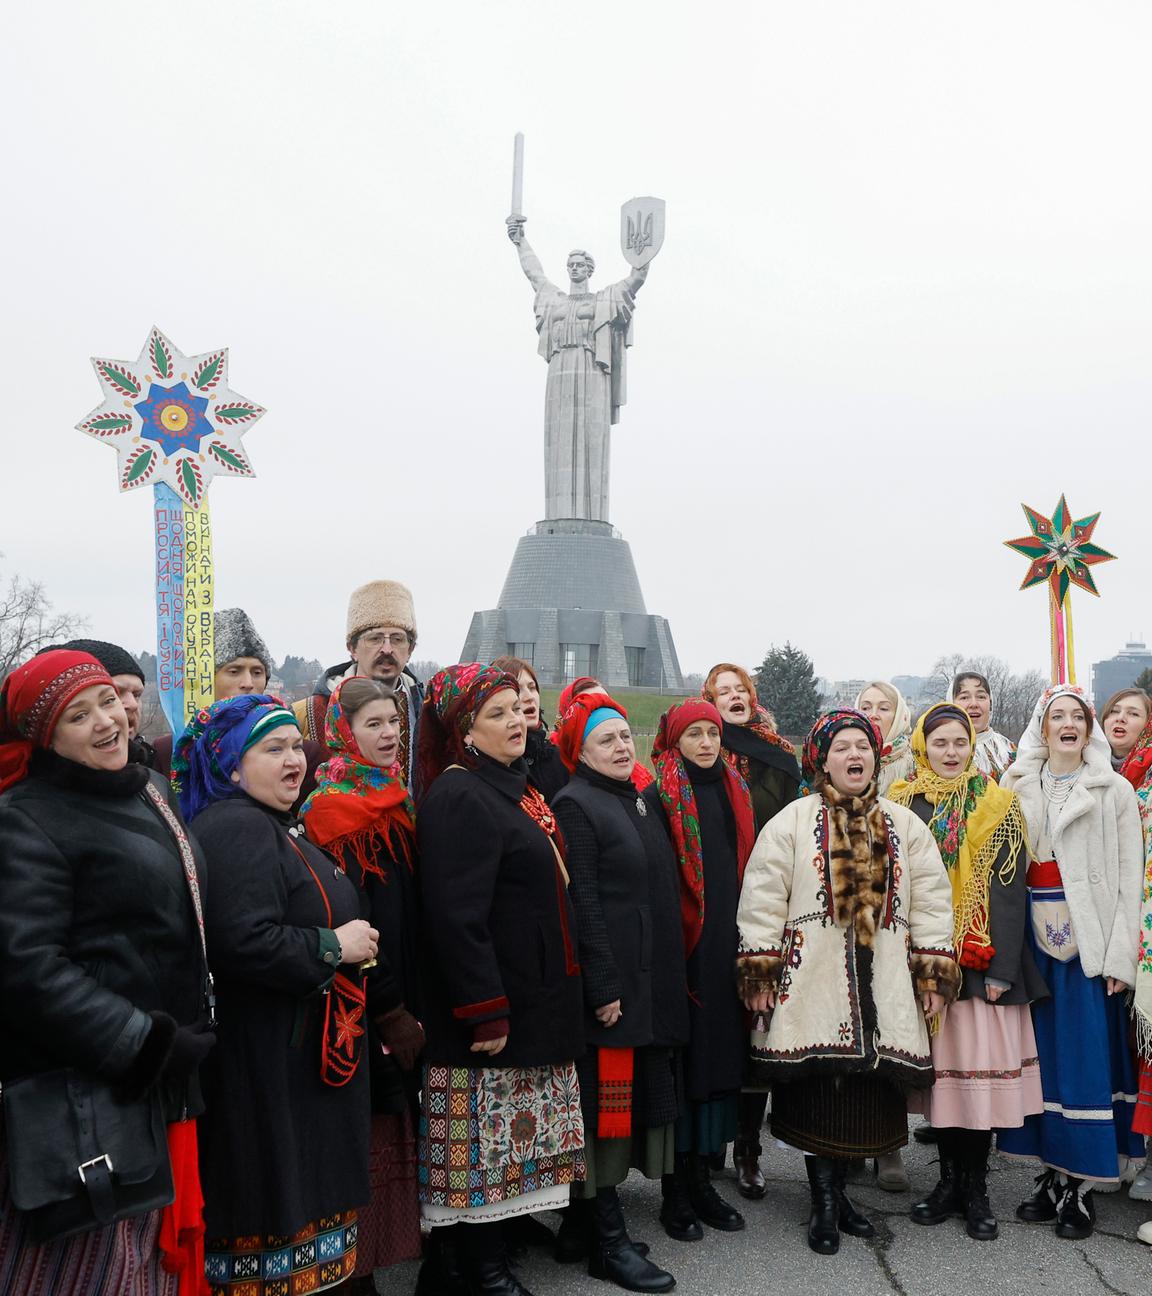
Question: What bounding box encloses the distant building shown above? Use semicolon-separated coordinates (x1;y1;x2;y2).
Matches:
892;675;935;707
1092;641;1152;710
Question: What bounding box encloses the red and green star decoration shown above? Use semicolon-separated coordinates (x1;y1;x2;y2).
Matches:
76;326;265;508
1004;495;1116;605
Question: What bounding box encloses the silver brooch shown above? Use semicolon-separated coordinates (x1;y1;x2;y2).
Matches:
636;797;647;816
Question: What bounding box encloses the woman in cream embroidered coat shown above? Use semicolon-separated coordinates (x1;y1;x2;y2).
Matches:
737;709;958;1257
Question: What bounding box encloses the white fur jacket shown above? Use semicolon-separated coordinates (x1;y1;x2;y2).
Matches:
736;792;958;1087
1002;744;1143;983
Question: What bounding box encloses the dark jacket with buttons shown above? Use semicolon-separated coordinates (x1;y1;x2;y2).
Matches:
191;795;370;1237
0;752;207;1120
553;764;689;1050
417;754;585;1068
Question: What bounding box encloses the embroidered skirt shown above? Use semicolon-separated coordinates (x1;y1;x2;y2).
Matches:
351;1112;421;1276
996;943;1142;1181
771;1073;908;1158
418;1062;585;1226
204;1212;357;1295
909;999;1043;1130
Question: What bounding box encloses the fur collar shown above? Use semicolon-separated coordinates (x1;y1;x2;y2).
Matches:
822;781;889;948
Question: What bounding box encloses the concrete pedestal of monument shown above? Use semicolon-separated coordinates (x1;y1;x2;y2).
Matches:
461;518;683;690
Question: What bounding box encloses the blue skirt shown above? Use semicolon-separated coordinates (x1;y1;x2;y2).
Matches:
997;938;1141;1181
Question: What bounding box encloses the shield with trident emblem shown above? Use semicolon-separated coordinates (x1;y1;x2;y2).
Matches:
620;196;666;269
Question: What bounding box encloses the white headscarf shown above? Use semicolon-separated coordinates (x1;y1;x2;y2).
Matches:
1017;683;1110;758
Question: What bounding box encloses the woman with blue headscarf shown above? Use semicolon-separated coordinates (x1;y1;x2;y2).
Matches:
173;695;379;1296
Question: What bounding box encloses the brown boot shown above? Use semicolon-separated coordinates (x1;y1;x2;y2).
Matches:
733;1136;767;1200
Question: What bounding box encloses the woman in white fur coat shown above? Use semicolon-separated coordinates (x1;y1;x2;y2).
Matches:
737;708;959;1256
997;684;1144;1241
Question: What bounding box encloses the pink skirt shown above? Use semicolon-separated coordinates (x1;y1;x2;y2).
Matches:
910;999;1043;1130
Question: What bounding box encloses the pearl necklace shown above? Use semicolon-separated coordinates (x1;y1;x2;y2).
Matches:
1041;762;1081;840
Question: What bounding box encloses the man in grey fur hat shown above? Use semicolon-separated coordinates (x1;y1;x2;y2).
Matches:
292;580;423;786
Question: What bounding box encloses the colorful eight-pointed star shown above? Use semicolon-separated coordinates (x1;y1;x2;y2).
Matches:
76;326;265;508
1003;495;1116;606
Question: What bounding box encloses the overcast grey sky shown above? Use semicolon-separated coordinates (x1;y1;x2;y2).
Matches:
3;2;1149;687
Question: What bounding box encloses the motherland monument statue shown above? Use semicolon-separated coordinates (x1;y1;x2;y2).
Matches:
505;131;665;523
460;134;682;690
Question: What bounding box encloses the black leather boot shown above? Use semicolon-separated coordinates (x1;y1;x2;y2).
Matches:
503;1212;555;1258
1016;1168;1062;1222
957;1130;998;1241
911;1130;965;1225
589;1187;676;1292
415;1225;469;1296
554;1199;592;1264
805;1157;840;1255
659;1160;703;1242
832;1160;875;1238
1055;1177;1095;1240
687;1153;745;1231
463;1222;536;1296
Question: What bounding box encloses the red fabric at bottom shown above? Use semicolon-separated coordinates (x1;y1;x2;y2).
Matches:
1133;1058;1152;1138
158;1120;208;1296
597;1047;634;1140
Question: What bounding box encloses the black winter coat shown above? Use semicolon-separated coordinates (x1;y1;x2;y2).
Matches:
553;765;688;1051
645;757;746;1102
720;721;800;834
417;754;584;1068
192;795;369;1237
0;753;207;1121
524;724;569;802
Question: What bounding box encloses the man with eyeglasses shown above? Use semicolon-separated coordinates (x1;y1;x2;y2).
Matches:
293;580;424;785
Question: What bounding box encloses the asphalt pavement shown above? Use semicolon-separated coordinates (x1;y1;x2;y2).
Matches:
373;1122;1151;1295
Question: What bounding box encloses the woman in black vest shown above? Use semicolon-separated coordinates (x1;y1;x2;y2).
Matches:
552;691;687;1292
415;664;586;1296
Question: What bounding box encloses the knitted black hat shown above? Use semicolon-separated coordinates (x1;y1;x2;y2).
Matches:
39;639;144;683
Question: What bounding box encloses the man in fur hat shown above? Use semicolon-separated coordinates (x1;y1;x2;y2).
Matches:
292;580;424;786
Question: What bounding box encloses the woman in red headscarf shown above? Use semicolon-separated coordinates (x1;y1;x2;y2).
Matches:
0;652;213;1296
300;676;424;1290
646;699;756;1242
414;664;586;1296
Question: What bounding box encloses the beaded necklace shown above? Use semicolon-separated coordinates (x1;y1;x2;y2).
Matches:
1040;761;1082;841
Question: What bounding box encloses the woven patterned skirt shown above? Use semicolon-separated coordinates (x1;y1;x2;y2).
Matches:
204;1212;356;1295
418;1061;585;1226
771;1072;907;1158
351;1112;421;1276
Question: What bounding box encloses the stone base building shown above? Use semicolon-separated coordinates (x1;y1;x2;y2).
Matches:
461;518;683;690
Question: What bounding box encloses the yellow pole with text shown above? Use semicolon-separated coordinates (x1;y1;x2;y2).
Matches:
182;501;215;724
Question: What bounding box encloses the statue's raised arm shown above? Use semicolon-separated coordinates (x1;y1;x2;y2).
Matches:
506;217;553;293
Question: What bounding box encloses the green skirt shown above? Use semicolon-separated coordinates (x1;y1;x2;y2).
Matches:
578;1122;676;1195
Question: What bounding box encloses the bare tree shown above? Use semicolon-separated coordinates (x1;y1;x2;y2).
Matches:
996;670;1047;743
0;562;85;677
408;659;442;684
929;652;1045;743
